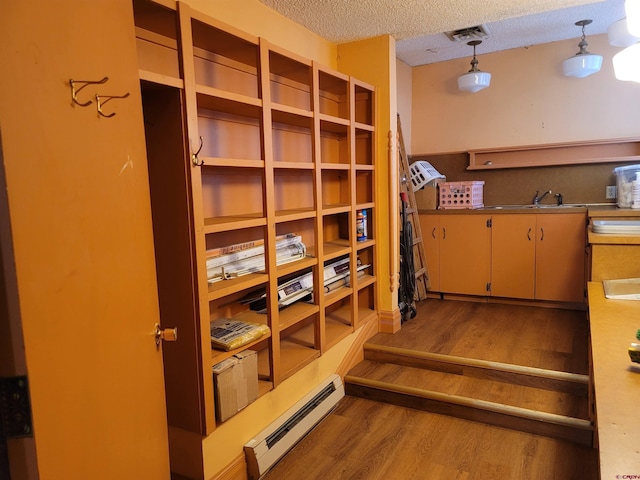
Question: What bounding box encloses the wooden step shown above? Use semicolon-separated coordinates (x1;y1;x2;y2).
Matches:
363;343;589;396
344;372;593;447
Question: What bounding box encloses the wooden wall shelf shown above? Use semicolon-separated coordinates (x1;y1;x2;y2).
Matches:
134;0;377;444
468;137;640;170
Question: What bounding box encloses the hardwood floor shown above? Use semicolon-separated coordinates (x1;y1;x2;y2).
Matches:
263;298;598;480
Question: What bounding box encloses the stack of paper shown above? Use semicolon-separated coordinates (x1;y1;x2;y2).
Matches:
206;233;305;284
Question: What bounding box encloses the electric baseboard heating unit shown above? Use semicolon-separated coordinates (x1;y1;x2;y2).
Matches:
244;374;344;479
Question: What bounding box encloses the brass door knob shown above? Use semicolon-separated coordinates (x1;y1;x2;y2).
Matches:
155;323;178;346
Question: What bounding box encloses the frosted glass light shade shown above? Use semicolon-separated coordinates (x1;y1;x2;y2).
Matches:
457;71;491;93
626;0;640;37
608;17;640;46
613;43;640;82
562;53;603;78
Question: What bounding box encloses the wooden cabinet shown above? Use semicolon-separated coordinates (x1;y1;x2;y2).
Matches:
491;215;536;299
420;212;586;303
492;213;586;303
419;214;440;292
133;0;377;443
419;213;491;296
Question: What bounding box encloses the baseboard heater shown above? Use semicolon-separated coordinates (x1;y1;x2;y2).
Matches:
244;374;345;479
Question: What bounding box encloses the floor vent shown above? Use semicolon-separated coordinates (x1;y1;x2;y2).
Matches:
244;374;344;480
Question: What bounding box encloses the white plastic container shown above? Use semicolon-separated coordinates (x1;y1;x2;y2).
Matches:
613;164;640;208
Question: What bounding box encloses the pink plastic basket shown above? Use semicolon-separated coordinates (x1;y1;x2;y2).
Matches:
438;181;484;209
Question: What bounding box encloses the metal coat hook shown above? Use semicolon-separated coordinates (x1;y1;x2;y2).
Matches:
96;92;130;118
69;77;108;107
191;136;204;166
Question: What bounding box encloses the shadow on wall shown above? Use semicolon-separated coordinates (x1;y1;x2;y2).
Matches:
409;152;627;206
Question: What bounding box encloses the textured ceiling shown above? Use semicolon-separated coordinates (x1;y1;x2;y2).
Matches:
259;0;626;66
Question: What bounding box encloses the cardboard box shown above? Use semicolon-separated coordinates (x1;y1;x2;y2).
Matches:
213;349;258;422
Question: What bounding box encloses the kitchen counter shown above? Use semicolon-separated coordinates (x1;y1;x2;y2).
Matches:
588;282;640;479
417;206;588;215
418;205;640;217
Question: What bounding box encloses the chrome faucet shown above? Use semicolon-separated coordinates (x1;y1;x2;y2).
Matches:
532;190;552;205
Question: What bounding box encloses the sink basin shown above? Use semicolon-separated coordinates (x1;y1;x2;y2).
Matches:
484;204;585;210
533;204;584;208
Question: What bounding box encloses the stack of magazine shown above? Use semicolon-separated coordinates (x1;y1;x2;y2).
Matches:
206;233;306;284
241;256;370;313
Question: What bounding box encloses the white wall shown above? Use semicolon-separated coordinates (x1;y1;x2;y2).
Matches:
396;59;413;154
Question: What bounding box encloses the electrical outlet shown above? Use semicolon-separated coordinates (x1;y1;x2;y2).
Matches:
606;185;617;199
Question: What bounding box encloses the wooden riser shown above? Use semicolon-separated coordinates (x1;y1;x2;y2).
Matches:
363;344;589;396
344;376;593;447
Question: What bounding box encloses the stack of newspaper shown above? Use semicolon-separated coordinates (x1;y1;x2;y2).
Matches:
206;233;306;284
242;256;370;313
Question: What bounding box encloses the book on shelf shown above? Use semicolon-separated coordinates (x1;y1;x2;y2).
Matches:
210;318;271;351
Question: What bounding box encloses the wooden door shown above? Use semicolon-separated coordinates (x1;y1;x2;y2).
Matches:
491;214;536;299
0;1;170;478
419;214;440;292
535;213;587;303
439;215;491;296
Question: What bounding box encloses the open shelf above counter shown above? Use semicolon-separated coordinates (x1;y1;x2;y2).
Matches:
467;137;640;170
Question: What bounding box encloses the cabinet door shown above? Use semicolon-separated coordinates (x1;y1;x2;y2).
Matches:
491;214;536;299
535;214;586;303
439;215;491;296
0;0;170;478
418;214;440;292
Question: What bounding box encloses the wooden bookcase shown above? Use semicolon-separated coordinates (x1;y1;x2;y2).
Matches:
132;0;377;437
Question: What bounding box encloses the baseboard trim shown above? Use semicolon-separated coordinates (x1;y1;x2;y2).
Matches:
209;454;246;480
378;307;401;333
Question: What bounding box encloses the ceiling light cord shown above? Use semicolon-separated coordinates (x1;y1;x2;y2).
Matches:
576;20;592;55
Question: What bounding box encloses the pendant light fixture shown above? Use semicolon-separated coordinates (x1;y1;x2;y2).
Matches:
611;1;640;83
457;40;491;93
626;0;640;36
562;19;603;78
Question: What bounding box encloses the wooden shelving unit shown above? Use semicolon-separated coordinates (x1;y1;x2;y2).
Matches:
132;0;377;442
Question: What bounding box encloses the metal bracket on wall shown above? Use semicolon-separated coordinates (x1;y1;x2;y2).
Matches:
0;376;33;438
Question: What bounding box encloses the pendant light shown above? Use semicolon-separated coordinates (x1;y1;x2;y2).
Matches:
611;1;640;83
613;43;640;82
562;19;603;78
457;40;491;93
626;0;640;37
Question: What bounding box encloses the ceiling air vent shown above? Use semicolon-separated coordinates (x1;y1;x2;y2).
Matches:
444;25;491;42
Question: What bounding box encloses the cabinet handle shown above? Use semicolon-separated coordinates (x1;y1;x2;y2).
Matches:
540;227;544;241
431;227;436;239
442;227;446;240
527;227;532;241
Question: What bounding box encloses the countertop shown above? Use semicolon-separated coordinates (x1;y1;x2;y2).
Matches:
418;205;640;217
588;282;640;479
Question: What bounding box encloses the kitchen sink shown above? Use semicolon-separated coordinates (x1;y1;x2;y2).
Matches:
484;204;585;210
